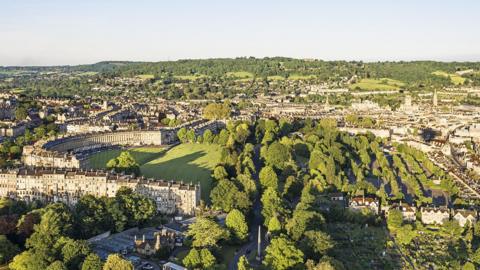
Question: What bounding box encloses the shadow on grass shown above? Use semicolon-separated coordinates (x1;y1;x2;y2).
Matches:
140;151;213;203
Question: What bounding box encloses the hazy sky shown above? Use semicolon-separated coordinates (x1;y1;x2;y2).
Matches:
1;0;479;66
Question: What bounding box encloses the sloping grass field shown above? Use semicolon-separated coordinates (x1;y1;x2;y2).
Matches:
432;71;466;85
141;143;222;202
86;144;221;202
173;74;208;80
288;74;317;80
349;78;404;91
86;147;166;169
226;71;254;79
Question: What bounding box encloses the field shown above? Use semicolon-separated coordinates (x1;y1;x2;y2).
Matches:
77;71;98;76
226;71;254;79
349;78;404;91
173;74;208;80
432;71;466;85
87;147;166;169
288;74;317;80
142;143;222;202
136;74;155;80
86;143;221;202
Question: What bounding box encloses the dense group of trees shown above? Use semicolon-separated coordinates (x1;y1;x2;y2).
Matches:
0;187;155;269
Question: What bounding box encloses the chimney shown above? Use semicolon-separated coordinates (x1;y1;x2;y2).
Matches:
142;234;145;243
134;235;137;242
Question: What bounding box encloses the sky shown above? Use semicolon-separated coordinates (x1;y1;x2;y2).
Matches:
1;0;480;66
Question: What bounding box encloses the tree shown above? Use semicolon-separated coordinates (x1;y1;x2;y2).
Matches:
183;248;201;269
305;256;345;270
199;249;216;269
286;210;325;241
105;199;127;232
238;255;252;270
187;217;229;248
264;142;291;170
15;107;28;121
213;165;228;180
264;236;304;270
186;129;196;143
300;230;334;258
261;188;286;227
103;254;133;270
75;195;111;238
226;209;248;242
203;129;214;144
9;251;49;270
442;220;463;237
106;152;140;176
26;205;73;260
115;187;156;227
0;235;19;264
386;209;403;231
259;166;279;190
268;216;282;234
81;253;103;270
183;248;216;269
210;180;251;212
463;262;475;270
60;238;91;269
203;103;231;120
217;129;230;146
46;261;68;270
16;211;42;241
177;128;188;143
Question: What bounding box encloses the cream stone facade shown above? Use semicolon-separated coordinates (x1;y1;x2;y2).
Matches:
22;120;225;169
0;168;200;215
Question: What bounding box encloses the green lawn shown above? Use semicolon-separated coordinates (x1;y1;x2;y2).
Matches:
136;74;155;80
288;74;317;80
432;71;466;85
173;74;208;80
226;71;254;79
349;78;404;91
141;143;222;202
77;71;98;76
86;147;166;169
86;144;221;201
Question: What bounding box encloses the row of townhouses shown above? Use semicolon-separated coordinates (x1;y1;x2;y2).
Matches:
0;168;200;215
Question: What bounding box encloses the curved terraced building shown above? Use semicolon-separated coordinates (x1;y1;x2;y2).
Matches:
22;120;224;169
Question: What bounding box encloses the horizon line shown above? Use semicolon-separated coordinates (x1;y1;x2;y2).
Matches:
3;55;480;68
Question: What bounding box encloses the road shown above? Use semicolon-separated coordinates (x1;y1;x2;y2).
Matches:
228;144;266;270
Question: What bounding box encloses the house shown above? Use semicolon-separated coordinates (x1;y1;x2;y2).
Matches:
420;207;450;225
348;196;380;214
134;230;177;256
452;209;477;227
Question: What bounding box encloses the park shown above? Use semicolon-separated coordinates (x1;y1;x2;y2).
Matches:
87;143;222;202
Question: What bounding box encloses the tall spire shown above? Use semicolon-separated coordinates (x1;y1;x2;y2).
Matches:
256;226;262;261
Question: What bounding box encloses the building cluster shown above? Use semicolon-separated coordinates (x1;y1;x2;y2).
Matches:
333;194;478;227
0;167;200;215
